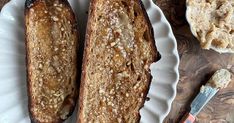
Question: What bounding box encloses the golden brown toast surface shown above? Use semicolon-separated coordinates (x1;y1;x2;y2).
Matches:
78;0;158;122
25;0;78;122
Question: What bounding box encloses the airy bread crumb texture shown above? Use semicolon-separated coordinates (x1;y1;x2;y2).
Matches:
187;0;234;53
26;0;77;122
81;0;157;122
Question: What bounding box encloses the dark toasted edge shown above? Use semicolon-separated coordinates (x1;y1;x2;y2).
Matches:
77;0;160;122
24;0;39;122
24;0;79;123
77;0;98;122
136;0;160;122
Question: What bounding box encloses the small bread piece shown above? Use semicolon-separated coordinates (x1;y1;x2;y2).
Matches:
78;0;159;122
25;0;78;122
186;0;234;53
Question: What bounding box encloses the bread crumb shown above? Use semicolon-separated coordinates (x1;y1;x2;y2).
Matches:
186;0;234;53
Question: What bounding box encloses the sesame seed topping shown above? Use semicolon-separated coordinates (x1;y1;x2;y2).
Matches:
39;78;43;82
54;47;59;51
52;16;59;21
61;27;64;31
38;63;43;69
31;9;34;12
56;7;62;11
126;93;129;97
110;42;117;47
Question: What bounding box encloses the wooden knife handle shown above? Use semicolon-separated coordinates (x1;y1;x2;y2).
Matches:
180;113;195;123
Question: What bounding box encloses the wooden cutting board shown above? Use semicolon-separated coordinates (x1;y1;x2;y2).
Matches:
0;0;234;123
154;0;234;123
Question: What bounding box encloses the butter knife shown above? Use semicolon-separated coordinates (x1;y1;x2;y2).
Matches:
180;69;232;123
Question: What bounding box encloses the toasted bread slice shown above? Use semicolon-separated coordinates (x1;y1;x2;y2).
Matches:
25;0;79;122
78;0;159;122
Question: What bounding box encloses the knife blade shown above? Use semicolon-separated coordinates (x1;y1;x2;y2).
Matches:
180;69;232;123
190;85;218;116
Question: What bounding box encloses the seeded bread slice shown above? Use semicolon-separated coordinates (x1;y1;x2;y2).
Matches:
25;0;79;122
78;0;159;122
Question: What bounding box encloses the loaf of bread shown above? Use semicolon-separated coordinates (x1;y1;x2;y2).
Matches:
25;0;79;122
78;0;159;122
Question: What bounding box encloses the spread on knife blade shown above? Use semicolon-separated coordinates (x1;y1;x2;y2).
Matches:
181;69;232;123
207;69;232;89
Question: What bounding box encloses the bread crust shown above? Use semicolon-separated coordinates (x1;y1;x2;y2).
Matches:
78;0;159;122
25;0;79;122
77;0;97;122
135;0;159;122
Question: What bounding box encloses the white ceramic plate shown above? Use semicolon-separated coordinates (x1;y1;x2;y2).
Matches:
0;0;179;123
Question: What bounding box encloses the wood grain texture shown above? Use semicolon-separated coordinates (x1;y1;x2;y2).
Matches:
154;0;234;123
0;0;234;123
